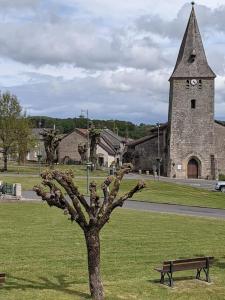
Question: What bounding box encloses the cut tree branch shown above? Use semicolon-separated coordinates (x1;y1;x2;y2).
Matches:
33;185;78;222
107;163;133;205
89;181;101;221
98;176;114;216
98;180;146;230
40;170;88;229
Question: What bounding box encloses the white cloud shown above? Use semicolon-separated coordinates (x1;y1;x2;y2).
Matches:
0;0;39;8
0;1;224;123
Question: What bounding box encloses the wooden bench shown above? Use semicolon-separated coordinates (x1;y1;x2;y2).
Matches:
154;256;214;287
0;273;5;284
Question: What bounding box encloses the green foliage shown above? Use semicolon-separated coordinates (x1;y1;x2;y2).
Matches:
0;92;34;170
16;116;36;164
219;174;225;181
28;116;154;139
0;92;21;148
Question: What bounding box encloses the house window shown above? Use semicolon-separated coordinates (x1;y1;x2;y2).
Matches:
191;99;196;109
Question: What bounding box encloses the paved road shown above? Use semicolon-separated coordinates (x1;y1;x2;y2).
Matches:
123;200;225;219
125;173;216;190
22;191;225;220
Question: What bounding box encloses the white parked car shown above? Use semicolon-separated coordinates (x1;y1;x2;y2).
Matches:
215;181;225;193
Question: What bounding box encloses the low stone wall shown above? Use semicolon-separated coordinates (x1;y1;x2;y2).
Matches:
0;181;22;200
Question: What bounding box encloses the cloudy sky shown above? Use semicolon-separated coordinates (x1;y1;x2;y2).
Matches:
0;0;225;124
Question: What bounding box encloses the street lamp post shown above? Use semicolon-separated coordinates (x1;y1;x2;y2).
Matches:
81;109;90;194
156;122;160;180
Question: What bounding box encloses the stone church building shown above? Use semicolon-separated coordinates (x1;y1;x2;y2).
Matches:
125;4;225;179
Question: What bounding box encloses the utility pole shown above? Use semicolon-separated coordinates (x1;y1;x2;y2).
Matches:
37;118;42;174
81;109;90;194
156;122;160;180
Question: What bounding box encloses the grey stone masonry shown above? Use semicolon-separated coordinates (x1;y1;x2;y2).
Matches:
167;79;216;179
167;5;217;179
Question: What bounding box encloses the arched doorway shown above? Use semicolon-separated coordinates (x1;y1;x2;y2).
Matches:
187;158;199;178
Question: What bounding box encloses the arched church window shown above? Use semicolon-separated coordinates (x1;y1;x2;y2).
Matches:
191;99;196;109
198;79;202;89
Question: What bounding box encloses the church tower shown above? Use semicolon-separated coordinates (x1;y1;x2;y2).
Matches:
167;3;217;179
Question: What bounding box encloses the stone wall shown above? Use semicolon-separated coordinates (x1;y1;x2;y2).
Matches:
132;130;167;175
58;130;86;163
96;144;115;167
215;122;225;176
168;79;216;179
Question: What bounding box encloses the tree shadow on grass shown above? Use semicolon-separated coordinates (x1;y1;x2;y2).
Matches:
0;274;91;299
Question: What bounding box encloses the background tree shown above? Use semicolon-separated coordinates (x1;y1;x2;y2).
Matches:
40;129;62;167
33;164;145;300
29;116;154;139
16;116;36;165
89;125;101;170
78;143;87;163
0;92;30;171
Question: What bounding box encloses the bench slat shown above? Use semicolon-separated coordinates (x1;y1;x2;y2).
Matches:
155;257;214;273
163;257;214;265
163;261;212;272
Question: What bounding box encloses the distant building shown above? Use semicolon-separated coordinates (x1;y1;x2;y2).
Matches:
26;128;48;162
58;128;127;167
124;4;225;179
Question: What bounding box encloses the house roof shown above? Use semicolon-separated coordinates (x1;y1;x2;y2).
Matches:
98;141;116;156
170;5;216;79
101;128;125;150
127;134;158;147
215;120;225;127
74;128;88;137
60;127;124;155
32;128;51;140
127;123;168;147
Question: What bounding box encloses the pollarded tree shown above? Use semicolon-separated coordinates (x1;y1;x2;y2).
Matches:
33;164;145;300
78;143;88;163
40;129;62;167
89;125;101;170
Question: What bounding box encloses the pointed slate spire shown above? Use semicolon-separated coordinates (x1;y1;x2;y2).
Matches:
170;3;215;79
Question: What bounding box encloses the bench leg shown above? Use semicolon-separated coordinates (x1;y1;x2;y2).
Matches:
203;267;210;283
196;268;202;280
160;272;165;284
167;272;174;287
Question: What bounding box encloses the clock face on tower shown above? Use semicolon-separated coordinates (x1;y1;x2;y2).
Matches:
191;79;197;86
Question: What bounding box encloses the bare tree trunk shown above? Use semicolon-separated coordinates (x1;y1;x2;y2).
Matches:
3;150;8;171
85;229;104;300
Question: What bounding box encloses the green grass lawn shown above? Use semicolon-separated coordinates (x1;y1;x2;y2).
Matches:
1;162;108;177
0;203;225;299
119;179;225;209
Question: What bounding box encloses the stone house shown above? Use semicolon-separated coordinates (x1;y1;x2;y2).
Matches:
26;128;48;162
58;128;127;167
124;124;167;174
124;4;225;179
